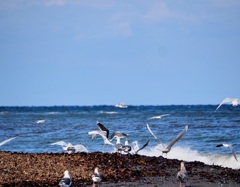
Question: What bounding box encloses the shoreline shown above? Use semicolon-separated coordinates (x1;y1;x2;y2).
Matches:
0;151;239;186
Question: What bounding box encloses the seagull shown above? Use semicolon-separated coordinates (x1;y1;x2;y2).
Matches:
109;131;128;153
59;170;72;187
88;122;113;145
50;141;88;153
92;167;103;187
0;136;18;147
216;144;238;161
148;114;170;120
97;121;110;138
147;124;188;156
112;136;124;153
121;137;132;154
215;97;240;111
109;131;128;141
36;120;45;124
177;162;188;187
66;143;76;154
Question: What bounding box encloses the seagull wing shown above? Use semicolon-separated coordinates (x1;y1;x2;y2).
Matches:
109;132;128;141
88;130;113;145
50;141;68;147
228;144;238;161
166;125;188;150
74;144;89;153
146;124;164;145
148;114;170;120
136;140;150;154
97;121;110;138
215;97;233;111
148;116;159;120
0;136;17;146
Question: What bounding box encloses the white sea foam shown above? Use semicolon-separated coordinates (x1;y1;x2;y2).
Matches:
131;141;240;169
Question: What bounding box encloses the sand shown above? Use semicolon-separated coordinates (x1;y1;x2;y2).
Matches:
0;151;240;187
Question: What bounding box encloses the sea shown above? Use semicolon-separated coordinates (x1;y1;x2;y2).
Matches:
0;105;239;169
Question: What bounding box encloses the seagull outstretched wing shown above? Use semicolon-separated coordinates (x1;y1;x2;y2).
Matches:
166;125;188;150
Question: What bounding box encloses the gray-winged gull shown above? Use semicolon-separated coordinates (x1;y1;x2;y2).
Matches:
147;124;188;156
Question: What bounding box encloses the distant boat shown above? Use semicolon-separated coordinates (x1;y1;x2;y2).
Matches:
115;102;128;108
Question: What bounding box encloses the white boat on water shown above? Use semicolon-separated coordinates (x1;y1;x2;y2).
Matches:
115;102;128;108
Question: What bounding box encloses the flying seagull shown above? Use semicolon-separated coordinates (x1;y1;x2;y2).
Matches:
146;124;188;155
215;97;240;111
109;131;128;141
36;120;45;124
148;114;170;120
92;167;103;187
97;121;110;138
0;136;18;147
177;162;188;187
50;141;88;153
88;122;113;145
59;170;72;187
216;144;238;161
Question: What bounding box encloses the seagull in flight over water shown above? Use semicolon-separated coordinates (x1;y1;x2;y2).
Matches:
215;97;240;111
0;136;18;147
88;122;113;145
146;124;188;156
216;143;238;161
148;114;170;120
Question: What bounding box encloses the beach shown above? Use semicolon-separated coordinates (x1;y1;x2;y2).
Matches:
0;151;239;187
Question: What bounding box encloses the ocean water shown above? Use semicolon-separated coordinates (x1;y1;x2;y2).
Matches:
0;105;239;169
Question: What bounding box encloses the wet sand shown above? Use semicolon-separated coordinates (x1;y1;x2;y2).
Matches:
0;151;240;187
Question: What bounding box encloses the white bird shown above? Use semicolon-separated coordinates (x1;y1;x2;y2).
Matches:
59;170;72;187
109;131;128;141
0;136;18;147
177;162;188;187
215;97;240;111
50;141;88;153
216;143;238;161
114;136;124;153
88;122;113;145
109;131;128;153
36;120;45;124
122;137;132;154
148;114;170;120
92;167;103;187
88;130;113;145
147;124;188;155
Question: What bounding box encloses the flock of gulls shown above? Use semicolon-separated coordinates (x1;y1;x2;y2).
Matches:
0;97;239;187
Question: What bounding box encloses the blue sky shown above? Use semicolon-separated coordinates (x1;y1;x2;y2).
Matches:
0;0;239;106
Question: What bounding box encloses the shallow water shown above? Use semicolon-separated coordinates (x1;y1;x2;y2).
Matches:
0;105;239;168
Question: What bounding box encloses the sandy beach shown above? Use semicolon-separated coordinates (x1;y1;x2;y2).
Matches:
0;151;239;187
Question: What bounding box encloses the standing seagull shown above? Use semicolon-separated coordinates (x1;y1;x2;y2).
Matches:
59;170;72;187
148;114;170;120
147;124;188;156
0;136;18;147
109;132;128;153
92;167;103;187
216;144;238;161
215;97;240;111
177;162;188;187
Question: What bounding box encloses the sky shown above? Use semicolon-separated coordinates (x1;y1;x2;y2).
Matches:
0;0;239;106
